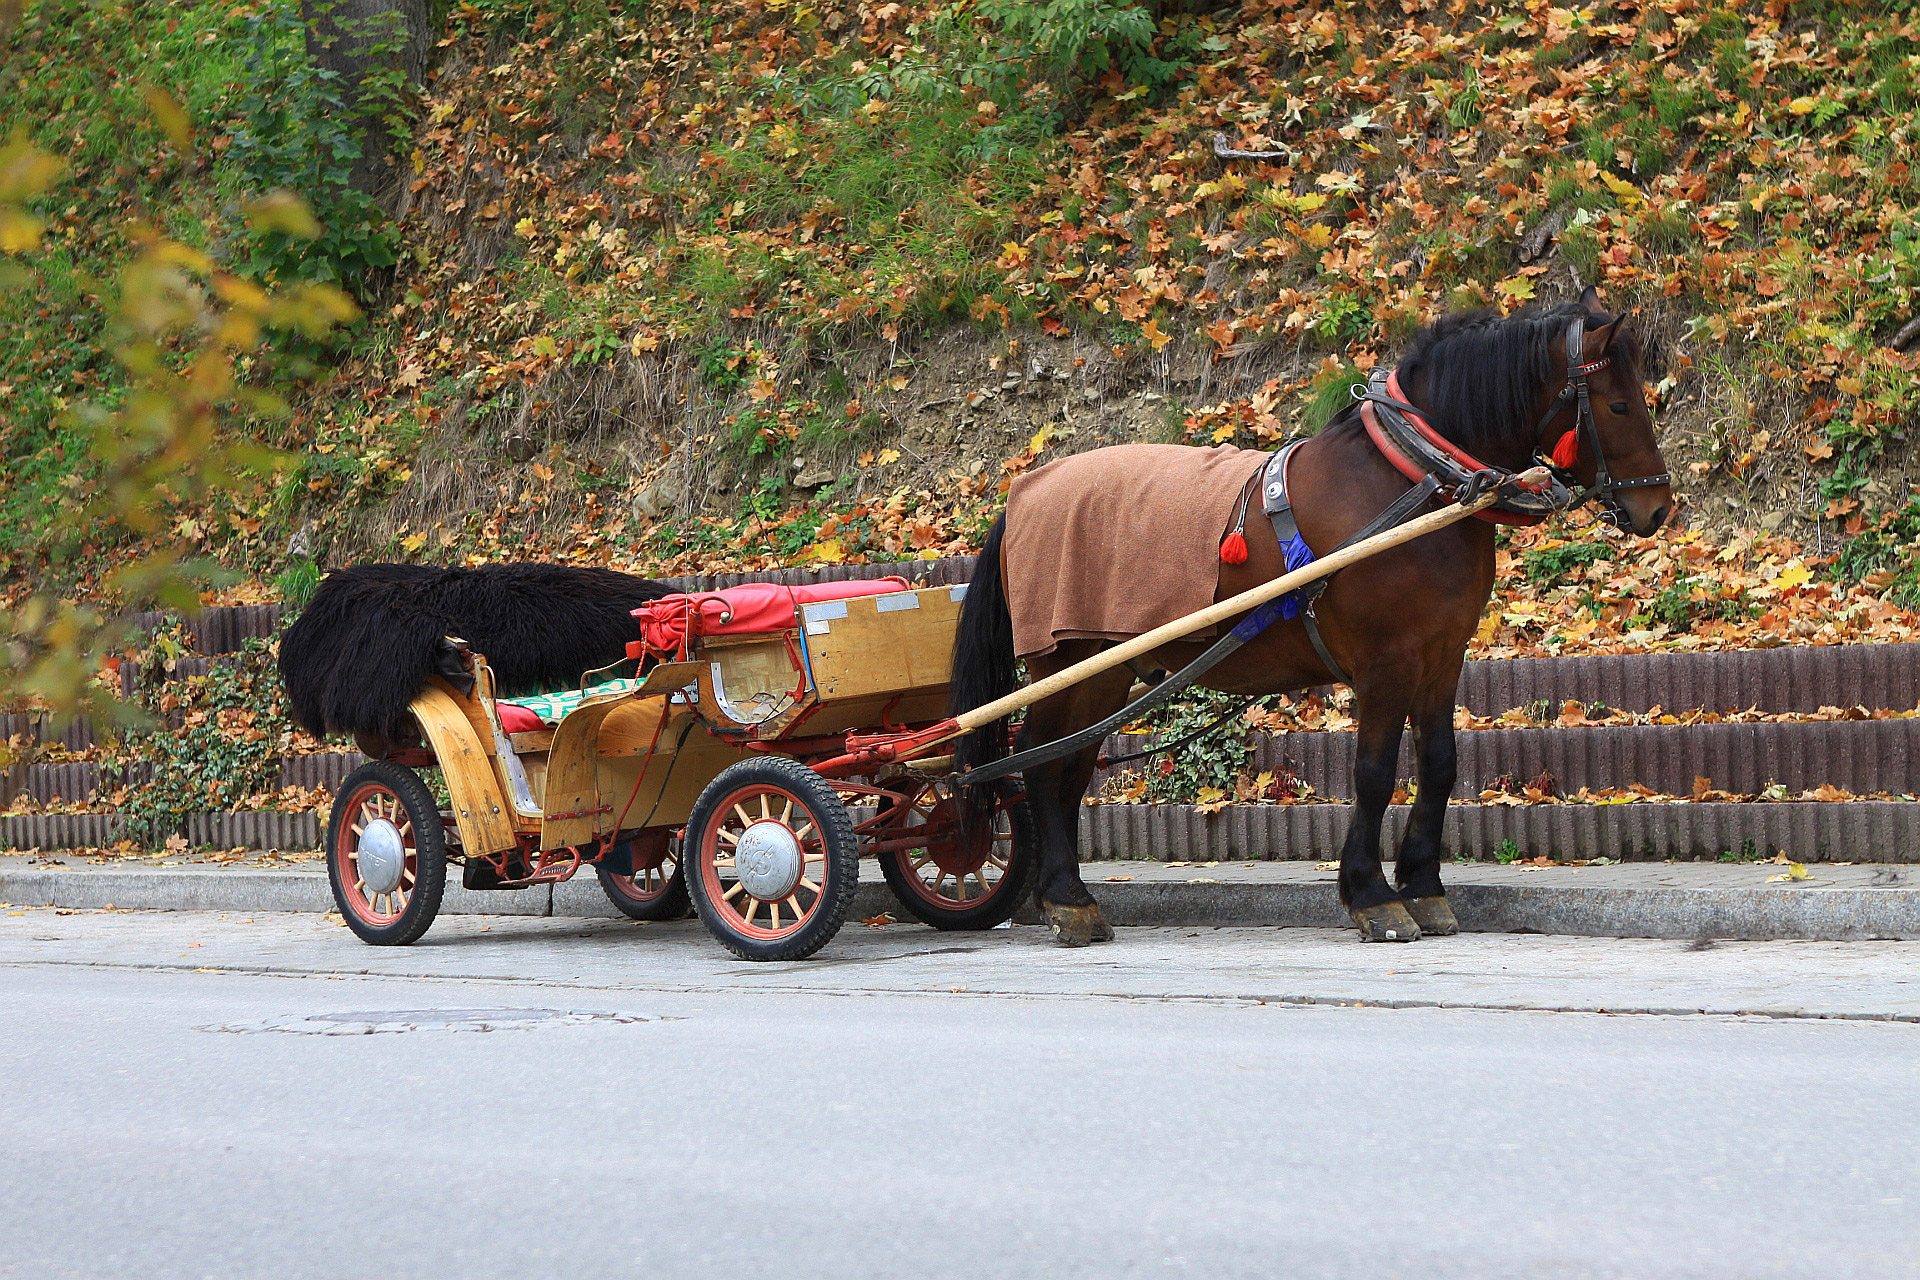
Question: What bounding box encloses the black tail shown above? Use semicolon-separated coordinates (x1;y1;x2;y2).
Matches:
949;516;1019;830
278;562;672;743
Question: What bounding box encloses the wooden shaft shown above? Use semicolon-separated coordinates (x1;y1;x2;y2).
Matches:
950;476;1534;733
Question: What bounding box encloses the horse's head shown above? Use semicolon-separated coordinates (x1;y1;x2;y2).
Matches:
1541;286;1673;537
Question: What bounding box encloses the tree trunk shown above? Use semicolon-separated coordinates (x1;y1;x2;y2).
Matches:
299;0;432;197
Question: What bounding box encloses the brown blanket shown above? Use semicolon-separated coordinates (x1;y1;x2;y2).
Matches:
1004;443;1268;659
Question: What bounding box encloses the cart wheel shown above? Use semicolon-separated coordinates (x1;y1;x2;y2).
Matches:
685;757;859;961
595;830;690;921
876;780;1035;931
326;761;447;946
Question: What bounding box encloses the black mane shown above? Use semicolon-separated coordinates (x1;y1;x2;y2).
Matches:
1385;302;1596;452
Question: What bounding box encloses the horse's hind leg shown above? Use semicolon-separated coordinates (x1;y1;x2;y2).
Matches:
1395;674;1462;936
1018;656;1131;947
1339;672;1423;942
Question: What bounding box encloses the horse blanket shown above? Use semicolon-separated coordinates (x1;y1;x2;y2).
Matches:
1003;443;1272;659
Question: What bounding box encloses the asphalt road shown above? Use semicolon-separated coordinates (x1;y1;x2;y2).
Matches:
2;911;1917;1279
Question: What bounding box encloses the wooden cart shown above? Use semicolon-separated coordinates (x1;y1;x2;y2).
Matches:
325;579;1032;960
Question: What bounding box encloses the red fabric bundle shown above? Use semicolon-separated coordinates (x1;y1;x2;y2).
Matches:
628;577;912;660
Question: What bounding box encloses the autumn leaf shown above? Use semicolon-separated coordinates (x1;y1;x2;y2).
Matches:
1141;318;1172;352
1194;786;1230;814
529;334;558;357
876;447;901;465
1495;275;1537;306
1768;563;1812;592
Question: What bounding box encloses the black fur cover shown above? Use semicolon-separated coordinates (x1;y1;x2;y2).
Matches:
278;562;672;741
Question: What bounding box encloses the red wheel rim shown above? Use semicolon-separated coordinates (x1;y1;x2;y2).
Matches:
697;784;829;940
889;786;1014;910
333;782;418;926
606;832;679;903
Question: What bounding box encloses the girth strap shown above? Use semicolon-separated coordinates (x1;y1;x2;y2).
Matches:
1258;443;1442;687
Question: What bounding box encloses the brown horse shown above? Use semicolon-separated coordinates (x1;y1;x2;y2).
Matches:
949;289;1672;945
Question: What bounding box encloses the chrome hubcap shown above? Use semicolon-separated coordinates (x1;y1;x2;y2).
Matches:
357;818;406;894
733;819;803;900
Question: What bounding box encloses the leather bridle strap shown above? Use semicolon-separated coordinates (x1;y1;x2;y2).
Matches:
1540;317;1671;526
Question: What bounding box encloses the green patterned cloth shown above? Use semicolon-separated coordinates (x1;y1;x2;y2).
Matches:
501;676;645;726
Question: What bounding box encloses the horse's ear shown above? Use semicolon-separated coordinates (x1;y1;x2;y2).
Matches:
1584;315;1621;359
1579;284;1606;316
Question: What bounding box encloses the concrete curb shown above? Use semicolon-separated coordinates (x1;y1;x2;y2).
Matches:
6;865;1918;941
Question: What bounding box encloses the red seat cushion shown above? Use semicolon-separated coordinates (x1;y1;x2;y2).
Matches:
630;577;911;658
497;702;544;734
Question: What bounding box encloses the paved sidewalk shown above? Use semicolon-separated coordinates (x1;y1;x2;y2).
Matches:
2;855;1917;940
4;910;1919;1021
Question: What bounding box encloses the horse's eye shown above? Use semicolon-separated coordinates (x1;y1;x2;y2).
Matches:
1609;401;1631;415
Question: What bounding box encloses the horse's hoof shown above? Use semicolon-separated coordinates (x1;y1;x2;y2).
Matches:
1403;896;1458;936
1350;901;1422;942
1043;902;1114;947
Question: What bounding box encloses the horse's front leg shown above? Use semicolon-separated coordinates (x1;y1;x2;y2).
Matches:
1339;676;1422;942
1395;676;1462;936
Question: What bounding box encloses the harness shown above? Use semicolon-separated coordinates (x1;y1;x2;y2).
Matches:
1361;315;1670;530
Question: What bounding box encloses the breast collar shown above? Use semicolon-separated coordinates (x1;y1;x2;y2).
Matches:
1357;316;1670;529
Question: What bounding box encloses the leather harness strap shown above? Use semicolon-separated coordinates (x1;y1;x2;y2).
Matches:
1256;439;1443;687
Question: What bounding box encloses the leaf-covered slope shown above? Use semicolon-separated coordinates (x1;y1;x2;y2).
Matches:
6;0;1920;659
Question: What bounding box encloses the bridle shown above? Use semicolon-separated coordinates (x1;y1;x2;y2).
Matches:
1535;316;1671;529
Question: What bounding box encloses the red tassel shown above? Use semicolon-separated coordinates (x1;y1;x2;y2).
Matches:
1551;431;1580;469
1219;531;1249;565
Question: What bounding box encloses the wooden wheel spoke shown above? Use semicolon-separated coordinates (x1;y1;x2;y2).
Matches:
733;802;754;829
717;829;740;847
799;877;820;894
724;881;747;901
792;822;816;842
909;854;933;875
780;798;793;825
768;899;782;930
714;858;737;870
758;793;770;821
784;893;805;922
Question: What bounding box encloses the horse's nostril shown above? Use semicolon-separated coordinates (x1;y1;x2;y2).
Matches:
1644;504;1671;534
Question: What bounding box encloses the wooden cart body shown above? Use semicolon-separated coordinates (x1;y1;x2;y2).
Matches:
405;581;969;861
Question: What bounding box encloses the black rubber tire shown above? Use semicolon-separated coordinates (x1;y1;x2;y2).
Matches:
684;757;860;961
326;761;448;946
594;836;691;921
876;782;1036;931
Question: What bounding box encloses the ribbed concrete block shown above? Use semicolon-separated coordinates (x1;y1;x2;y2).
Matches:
0;813;127;849
1457;644;1920;715
1103;718;1919;800
0;713;96;751
184;811;323;850
187;604;284;655
276;753;365;790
